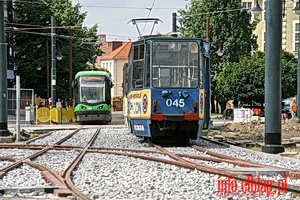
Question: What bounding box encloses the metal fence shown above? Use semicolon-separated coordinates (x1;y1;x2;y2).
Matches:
7;88;34;122
7;88;75;124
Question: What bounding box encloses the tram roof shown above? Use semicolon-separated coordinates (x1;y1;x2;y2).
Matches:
75;71;110;79
134;35;208;43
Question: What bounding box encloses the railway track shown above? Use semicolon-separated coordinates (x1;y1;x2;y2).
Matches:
0;127;300;199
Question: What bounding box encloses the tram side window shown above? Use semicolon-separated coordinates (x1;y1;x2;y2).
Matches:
132;44;145;89
133;61;143;88
145;42;150;88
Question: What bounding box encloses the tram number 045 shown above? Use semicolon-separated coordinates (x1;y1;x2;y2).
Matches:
165;99;185;107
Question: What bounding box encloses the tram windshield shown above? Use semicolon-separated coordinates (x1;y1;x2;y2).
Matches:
79;76;106;103
152;41;200;88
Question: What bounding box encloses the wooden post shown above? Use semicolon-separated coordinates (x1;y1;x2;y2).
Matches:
206;18;210;42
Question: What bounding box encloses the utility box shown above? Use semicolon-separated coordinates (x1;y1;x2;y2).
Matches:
56;102;62;108
233;108;252;123
25;106;34;123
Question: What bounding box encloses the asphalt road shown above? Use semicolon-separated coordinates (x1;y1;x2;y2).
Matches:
210;116;233;126
110;111;125;125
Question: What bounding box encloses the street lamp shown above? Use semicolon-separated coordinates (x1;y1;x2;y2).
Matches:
50;16;63;107
56;52;63;61
294;2;300;118
216;46;224;57
251;0;263;15
36;65;42;71
51;16;56;107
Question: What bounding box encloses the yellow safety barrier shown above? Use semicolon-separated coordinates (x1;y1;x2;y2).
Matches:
51;107;60;123
35;105;75;125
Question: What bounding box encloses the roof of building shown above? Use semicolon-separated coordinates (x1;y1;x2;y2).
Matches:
100;42;131;60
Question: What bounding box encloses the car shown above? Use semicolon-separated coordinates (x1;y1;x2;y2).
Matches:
282;98;292;118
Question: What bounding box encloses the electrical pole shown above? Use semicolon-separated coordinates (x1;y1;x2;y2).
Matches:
46;41;49;102
0;1;10;136
68;27;73;105
206;18;210;42
51;16;56;107
262;0;284;153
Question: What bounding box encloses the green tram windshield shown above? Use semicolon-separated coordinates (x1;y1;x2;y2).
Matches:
79;76;106;104
152;41;200;88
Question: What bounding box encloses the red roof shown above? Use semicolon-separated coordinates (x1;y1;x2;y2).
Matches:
100;42;132;60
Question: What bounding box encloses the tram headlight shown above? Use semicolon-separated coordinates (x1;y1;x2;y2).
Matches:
153;100;158;112
161;90;171;98
193;101;198;113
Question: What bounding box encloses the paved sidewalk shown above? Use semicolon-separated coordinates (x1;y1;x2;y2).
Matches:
1;111;126;143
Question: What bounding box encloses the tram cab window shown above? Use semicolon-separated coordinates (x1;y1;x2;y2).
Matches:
79;77;106;103
152;41;200;88
132;43;145;89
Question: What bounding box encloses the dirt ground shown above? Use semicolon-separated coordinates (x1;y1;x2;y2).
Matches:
208;117;300;157
212;118;300;141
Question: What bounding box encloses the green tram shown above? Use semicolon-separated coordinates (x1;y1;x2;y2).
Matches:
72;71;113;123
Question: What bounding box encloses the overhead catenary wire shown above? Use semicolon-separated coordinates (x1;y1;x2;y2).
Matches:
142;0;156;35
177;7;249;18
4;1;266;41
5;22;133;41
3;0;183;10
4;22;93;40
6;22;82;30
6;29;97;41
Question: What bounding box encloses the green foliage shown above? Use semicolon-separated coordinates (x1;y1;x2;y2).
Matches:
216;51;297;104
178;0;258;64
11;0;99;101
178;0;259;110
282;51;298;99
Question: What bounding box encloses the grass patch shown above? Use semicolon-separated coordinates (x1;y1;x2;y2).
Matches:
211;113;222;117
209;126;221;130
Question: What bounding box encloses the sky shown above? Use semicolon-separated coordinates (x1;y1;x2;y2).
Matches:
72;0;188;41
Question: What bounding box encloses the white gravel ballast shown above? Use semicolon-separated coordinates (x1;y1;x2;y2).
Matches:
0;127;300;199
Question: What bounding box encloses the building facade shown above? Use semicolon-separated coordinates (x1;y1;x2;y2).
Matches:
97;37;131;111
242;0;300;55
97;1;300;112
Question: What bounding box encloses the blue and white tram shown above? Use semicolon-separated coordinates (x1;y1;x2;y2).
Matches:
123;36;211;144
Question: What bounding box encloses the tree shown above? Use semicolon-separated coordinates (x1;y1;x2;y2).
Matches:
216;51;265;111
216;51;297;111
282;51;298;99
11;0;100;101
178;0;259;112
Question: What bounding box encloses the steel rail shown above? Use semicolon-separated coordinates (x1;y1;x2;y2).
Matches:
0;128;82;197
1;127;300;197
63;128;100;200
154;145;300;196
89;149;204;170
193;145;300;178
175;153;263;167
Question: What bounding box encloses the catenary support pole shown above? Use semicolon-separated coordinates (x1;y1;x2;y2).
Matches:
68;27;73;105
46;41;50;101
262;0;284;153
298;14;300;117
172;13;177;32
51;16;56;107
0;1;10;136
16;75;20;142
